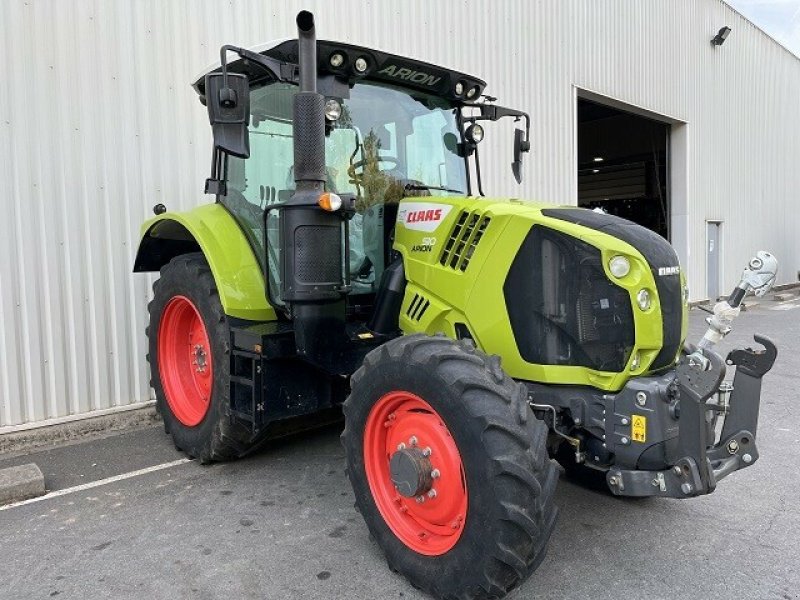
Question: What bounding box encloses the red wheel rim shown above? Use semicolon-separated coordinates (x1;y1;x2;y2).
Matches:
364;391;468;555
157;295;213;427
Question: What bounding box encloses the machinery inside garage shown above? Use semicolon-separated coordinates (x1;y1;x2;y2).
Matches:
577;98;670;240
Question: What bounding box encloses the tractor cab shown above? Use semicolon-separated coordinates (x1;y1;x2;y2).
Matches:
192;38;529;322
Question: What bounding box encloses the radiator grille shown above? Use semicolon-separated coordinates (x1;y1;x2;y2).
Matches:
439;211;491;271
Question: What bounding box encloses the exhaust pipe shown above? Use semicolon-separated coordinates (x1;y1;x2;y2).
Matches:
279;11;347;366
293;10;325;192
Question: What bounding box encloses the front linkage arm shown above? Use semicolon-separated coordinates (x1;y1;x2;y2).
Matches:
607;336;776;498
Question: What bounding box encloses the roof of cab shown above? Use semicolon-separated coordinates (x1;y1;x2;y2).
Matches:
192;38;486;104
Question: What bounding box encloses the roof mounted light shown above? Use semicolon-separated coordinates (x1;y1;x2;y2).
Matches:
466;85;479;99
454;82;464;96
354;57;368;73
329;52;345;68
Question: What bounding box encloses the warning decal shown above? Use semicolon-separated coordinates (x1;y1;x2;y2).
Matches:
631;415;647;443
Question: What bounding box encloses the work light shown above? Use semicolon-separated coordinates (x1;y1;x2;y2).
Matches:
465;123;484;144
324;98;342;121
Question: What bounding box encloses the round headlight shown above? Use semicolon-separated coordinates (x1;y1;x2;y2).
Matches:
454;82;464;96
466;85;479;99
636;289;652;311
329;52;345;68
324;98;342;121
608;255;631;278
465;123;484;144
354;57;368;73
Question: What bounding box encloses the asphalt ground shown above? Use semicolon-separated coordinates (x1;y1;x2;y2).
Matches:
2;298;799;600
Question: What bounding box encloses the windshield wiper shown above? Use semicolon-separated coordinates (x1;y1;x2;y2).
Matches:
404;183;465;195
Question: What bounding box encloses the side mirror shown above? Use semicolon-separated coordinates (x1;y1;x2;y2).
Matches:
512;128;530;184
204;72;250;158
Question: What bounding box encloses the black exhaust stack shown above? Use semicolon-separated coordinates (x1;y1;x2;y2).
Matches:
292;11;325;192
281;11;347;367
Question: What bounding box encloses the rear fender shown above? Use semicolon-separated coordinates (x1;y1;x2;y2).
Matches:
134;204;275;321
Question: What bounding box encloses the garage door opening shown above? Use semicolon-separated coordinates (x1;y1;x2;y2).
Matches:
577;98;670;239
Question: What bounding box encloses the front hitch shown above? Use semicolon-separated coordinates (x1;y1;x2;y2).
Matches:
607;335;777;498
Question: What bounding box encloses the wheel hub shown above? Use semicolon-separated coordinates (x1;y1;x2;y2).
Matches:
193;344;208;372
390;447;433;498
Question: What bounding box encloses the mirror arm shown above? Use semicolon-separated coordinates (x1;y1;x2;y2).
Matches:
218;44;294;87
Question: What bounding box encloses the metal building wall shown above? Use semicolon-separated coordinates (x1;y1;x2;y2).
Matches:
1;0;798;429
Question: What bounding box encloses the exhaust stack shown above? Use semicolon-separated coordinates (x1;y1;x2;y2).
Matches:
279;11;347;367
292;11;326;192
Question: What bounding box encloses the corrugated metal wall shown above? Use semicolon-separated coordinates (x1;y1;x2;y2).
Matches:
1;0;798;429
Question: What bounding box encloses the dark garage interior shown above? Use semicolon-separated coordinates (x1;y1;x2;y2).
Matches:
577;98;670;239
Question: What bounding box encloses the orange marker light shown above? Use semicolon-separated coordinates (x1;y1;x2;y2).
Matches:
318;192;343;212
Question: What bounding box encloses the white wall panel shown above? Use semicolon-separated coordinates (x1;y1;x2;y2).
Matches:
1;0;798;428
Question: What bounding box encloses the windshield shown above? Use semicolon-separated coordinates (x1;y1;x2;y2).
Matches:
224;80;467;300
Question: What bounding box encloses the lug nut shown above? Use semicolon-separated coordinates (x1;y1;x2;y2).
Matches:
422;447;432;457
431;469;440;479
415;495;425;503
427;489;437;499
397;443;406;451
409;436;418;447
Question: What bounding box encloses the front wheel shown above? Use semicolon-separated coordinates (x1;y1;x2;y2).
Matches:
342;335;559;599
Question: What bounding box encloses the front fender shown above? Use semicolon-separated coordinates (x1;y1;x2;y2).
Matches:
134;203;275;321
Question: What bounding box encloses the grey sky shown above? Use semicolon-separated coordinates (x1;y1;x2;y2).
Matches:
725;0;800;57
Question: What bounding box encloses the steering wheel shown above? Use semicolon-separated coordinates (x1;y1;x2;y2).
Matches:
348;155;400;188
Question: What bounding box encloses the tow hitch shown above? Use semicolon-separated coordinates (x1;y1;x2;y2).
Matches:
607;251;779;498
607;335;777;497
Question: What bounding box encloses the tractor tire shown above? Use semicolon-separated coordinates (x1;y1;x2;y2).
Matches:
147;252;251;463
342;334;559;600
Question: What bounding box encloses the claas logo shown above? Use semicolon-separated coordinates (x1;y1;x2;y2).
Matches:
405;208;443;224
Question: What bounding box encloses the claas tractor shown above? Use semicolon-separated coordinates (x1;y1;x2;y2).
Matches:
134;11;779;599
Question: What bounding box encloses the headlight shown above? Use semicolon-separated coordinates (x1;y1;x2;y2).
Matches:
454;81;464;96
608;255;630;278
636;289;652;310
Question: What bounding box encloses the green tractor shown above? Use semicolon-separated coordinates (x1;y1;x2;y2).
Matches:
134;11;778;599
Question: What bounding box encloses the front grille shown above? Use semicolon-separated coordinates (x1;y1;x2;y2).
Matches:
439;211;491;271
542;208;683;370
504;226;635;372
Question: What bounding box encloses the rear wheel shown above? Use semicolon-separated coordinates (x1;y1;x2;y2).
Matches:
343;334;559;599
147;253;251;462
